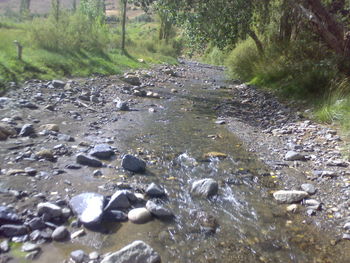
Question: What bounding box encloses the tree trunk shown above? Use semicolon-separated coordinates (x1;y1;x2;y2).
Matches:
248;29;264;55
298;0;344;55
121;0;127;54
72;0;77;12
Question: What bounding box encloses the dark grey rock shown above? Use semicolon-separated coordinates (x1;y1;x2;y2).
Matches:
101;240;161;263
19;124;35;137
51;80;66;89
102;210;128;222
146;183;165;197
28;217;46;230
90;144;114;159
76;154;102;167
122;155;146;173
69;193;105;226
37;202;62;220
0;206;21;225
0;224;28;237
285;151;305;161
51;226;69;241
116;101;130;111
120;75;141;86
70;250;87;263
104;190;132;210
191;179;218;198
146;200;174;219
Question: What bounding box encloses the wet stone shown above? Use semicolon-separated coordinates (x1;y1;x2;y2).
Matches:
343;222;350;230
0;224;28;237
0;206;21;224
191;178;218;198
24;167;37;176
122;155;146;173
27;217;46;230
102;210;128;222
0;240;9;253
25;250;40;260
70;250;87;263
52;226;69;241
101;240;161;263
146;183;166;197
90;144;114;159
37;202;62;220
104;190;132;210
58;134;75;142
76;154;103;168
69;193;105;226
89;251;100;260
22;242;40;252
146;200;174;219
116;100;130;111
128;208;152;224
19;124;35;137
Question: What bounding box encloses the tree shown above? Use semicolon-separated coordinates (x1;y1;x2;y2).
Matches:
20;0;31;16
51;0;60;22
120;0;128;54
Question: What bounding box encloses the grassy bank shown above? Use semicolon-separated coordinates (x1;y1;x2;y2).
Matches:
0;13;181;93
202;39;350;144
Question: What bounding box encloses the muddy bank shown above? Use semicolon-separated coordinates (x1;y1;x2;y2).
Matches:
0;61;350;262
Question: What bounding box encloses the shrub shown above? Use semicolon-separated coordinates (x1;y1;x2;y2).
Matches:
225;38;259;81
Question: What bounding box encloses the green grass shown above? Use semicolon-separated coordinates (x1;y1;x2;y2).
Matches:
0;15;181;93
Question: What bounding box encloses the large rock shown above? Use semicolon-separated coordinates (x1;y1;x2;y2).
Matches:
273;190;308;204
102;210;128;222
104;190;135;211
19;124;35;137
69;193;106;226
37;202;62;220
122;155;146;173
128;208;152;224
190;179;218;198
76;154;103;167
146;200;174;219
0;206;21;225
146;183;165;197
90;144;114;159
52;226;69;241
101;240;161;263
0;224;28;237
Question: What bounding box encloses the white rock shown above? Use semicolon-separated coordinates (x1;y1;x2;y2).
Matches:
273;190;308;204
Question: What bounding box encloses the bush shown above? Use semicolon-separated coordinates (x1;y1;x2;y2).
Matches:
225;38;260;81
29;12;110;53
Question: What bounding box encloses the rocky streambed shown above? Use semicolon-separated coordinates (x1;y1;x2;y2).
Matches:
0;61;350;262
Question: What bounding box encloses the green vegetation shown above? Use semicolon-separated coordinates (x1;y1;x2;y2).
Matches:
0;1;181;93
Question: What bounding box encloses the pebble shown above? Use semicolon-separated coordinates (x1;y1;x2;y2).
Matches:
128;208;152;224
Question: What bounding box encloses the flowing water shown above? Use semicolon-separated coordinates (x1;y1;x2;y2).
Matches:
4;62;350;262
